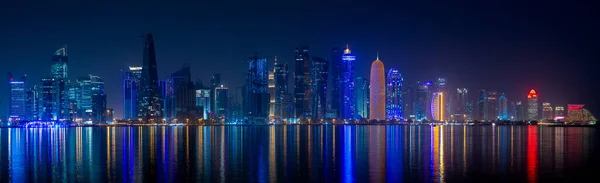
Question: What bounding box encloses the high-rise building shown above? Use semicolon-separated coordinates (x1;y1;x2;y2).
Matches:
402;85;415;120
67;82;80;121
158;79;173;120
273;57;290;120
431;92;445;121
312;57;328;120
51;47;68;79
91;93;106;124
329;47;343;119
455;88;469;121
498;93;508;120
268;71;275;119
355;77;369;119
542;102;553;120
39;78;56;121
465;101;473;121
555;106;565;119
486;91;498;120
8;73;26;121
415;81;433;121
138;34;162;122
509;101;517;121
195;82;211;120
477;90;487;121
215;85;229;118
25;86;38;120
210;73;221;113
369;54;385;120
51;47;69;122
106;108;114;123
340;45;356;119
77;75;104;122
171;64;196;121
527;89;539;121
245;56;270;124
122;66;142;120
436;77;450;120
293;47;312;120
515;101;524;121
386;68;403;120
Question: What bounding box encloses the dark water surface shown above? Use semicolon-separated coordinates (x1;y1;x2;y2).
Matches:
0;125;598;183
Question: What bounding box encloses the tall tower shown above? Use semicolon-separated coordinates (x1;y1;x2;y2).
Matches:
246;56;270;124
431;92;445;121
8;73;27;121
51;47;69;121
340;45;356;119
498;93;508;120
293;47;311;120
527;89;539;121
122;66;142;120
369;54;385;120
139;34;162;122
51;47;68;79
312;57;328;120
477;89;487;121
355;77;369;119
329;47;343;118
273;57;290;119
386;68;403;120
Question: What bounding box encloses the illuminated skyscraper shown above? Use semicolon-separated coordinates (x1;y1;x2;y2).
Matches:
215;85;229;117
386;68;403;120
369;54;385;120
123;66;142;120
51;47;68;79
436;77;450;120
269;71;275;119
355;77;369;119
158;79;173;120
554;106;565;119
39;78;56;121
431;92;445;121
477;90;487;121
50;47;69;121
8;73;26;121
542;102;553;120
293;47;312;119
195;82;211;120
515;101;524;121
527;89;539;121
415;81;433;121
77;75;104;122
246;56;270;124
171;64;196;121
340;45;356;119
139;34;162;122
273;57;291;119
91;93;106;124
498;93;508;120
456;88;468;121
210;73;221;113
487;91;498;120
509;101;517;121
312;57;328;120
67;82;80;120
25;86;38;120
329;47;343;118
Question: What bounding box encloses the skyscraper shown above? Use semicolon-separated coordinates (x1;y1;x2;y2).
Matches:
171;64;196;121
195;83;211;120
555;106;565;119
210;73;221;113
91;93;106;124
369;54;385;120
273;57;290;120
77;75;104;122
515;101;524;121
268;71;275;119
527;89;539;121
39;78;56;121
139;34;162;122
311;57;328;120
246;56;270;124
329;47;343;119
8;73;26;121
340;45;356;120
50;47;70;121
487;91;498;120
456;88;469;121
415;81;433;121
67;82;80;121
158;79;173;120
431;92;445;121
293;47;312;120
25;86;38;120
477;90;487;121
498;93;508;120
122;66;142;120
509;101;517;121
355;77;369;119
215;85;229;118
386;68;403;120
436;77;450;120
542;102;553;120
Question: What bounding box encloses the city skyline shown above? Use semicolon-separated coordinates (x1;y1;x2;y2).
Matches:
1;1;597;118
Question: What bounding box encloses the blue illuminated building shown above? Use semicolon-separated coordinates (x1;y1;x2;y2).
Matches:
415;81;432;121
122;66;142;120
39;78;56;121
293;47;312;120
8;73;27;121
329;47;343;118
477;89;487;121
246;55;270;124
340;45;355;119
498;93;509;120
311;57;328;120
77;75;104;122
158;79;173;120
386;68;403;120
355;77;369;119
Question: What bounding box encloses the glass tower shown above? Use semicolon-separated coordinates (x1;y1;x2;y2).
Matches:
386;68;403;120
293;47;311;120
139;33;162;122
527;89;539;121
312;57;328;120
355;77;369;119
9;73;26;121
340;45;355;119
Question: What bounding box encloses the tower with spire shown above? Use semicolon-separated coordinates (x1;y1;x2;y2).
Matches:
138;33;163;122
340;44;356;119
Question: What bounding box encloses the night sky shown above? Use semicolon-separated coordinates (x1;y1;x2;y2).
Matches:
1;0;598;118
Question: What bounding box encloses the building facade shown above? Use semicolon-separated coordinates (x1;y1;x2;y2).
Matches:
293;47;312;120
340;45;356;119
369;55;385;120
527;89;539;121
138;34;163;122
122;66;142;120
245;56;270;124
312;57;328;120
386;68;403;120
355;77;369;119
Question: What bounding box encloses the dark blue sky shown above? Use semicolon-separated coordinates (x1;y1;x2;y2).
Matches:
1;0;598;118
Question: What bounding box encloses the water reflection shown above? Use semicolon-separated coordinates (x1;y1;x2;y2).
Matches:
0;125;598;182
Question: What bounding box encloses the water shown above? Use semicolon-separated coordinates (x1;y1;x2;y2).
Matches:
0;125;598;183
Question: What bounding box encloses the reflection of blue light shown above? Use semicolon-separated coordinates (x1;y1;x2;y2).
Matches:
343;126;354;183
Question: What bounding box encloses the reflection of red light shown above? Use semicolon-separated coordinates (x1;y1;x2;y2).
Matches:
527;126;538;182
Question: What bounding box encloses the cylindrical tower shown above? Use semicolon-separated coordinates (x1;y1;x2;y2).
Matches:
370;55;386;120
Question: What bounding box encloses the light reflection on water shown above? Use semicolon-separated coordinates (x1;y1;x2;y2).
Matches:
0;125;598;182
